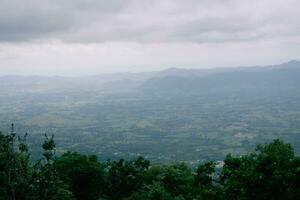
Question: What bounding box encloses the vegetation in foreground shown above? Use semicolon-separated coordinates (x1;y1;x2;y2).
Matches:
0;130;299;200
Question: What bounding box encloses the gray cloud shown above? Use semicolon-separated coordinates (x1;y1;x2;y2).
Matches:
0;0;299;76
0;0;299;43
0;0;125;41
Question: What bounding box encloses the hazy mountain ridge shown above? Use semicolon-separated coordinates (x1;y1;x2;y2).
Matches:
140;60;300;97
1;60;300;162
1;60;299;89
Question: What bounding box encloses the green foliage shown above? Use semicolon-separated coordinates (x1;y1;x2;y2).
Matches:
159;163;194;198
0;132;73;200
221;139;299;200
127;182;174;200
104;157;149;199
41;134;56;162
0;130;299;200
0;131;32;200
194;161;222;200
54;152;104;200
30;134;74;200
195;161;215;187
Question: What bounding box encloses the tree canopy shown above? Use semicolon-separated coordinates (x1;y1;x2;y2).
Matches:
0;131;299;200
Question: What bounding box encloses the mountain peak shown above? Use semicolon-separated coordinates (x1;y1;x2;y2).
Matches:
280;60;300;66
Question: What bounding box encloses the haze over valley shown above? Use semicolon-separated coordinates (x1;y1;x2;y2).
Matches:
2;1;300;199
1;60;300;163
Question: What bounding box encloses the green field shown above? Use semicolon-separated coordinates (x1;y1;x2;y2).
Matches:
1;61;300;163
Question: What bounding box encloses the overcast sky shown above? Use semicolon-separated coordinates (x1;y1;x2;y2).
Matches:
0;0;299;75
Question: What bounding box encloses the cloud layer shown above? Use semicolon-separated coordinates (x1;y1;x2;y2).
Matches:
1;0;299;43
0;0;299;75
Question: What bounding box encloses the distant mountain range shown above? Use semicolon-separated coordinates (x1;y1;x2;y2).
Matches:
1;60;300;162
1;60;300;91
141;60;300;97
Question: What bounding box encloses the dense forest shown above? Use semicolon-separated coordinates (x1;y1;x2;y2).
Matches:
1;130;299;200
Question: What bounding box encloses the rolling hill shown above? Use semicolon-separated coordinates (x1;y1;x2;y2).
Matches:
0;60;300;163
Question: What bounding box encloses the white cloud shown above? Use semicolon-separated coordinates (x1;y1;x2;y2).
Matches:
0;0;299;75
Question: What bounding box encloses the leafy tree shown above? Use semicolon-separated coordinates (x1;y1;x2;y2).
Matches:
144;163;195;199
127;182;175;200
160;163;194;198
54;152;104;200
0;132;32;200
104;157;149;199
1;128;299;200
221;139;299;200
195;161;215;187
31;134;74;200
194;161;222;200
